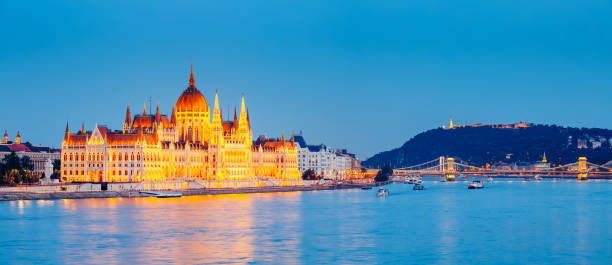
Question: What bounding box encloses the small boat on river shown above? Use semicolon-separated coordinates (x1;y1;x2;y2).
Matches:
361;186;373;190
406;176;422;184
534;175;543;181
376;188;389;197
468;180;484;189
156;192;182;198
140;191;183;198
413;184;425;190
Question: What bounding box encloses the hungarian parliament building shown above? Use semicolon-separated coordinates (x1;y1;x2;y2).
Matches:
60;67;300;185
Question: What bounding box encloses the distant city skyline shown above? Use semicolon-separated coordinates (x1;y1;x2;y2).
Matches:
1;0;612;159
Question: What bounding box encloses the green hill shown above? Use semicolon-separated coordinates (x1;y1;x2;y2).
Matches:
362;124;612;168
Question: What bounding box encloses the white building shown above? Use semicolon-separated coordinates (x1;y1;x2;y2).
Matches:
0;130;61;177
293;133;359;179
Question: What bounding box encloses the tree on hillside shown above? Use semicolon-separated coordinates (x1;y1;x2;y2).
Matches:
363;125;612;168
375;164;392;182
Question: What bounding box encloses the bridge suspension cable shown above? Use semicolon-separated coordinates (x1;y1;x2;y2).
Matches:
395;158;441;170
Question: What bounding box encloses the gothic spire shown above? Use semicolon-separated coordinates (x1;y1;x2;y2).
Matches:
214;90;219;111
281;130;285;144
81;122;85;134
188;64;196;88
233;106;238;128
125;100;132;126
170;106;176;124
239;93;248;129
155;99;161;122
64;122;70;141
142;100;147;115
212;90;222;127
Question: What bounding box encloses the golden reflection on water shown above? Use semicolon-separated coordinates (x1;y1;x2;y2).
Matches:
56;192;303;264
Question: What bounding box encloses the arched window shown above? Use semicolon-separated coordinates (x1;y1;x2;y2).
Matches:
131;153;134;161
124;153;128;161
64;154;67;161
137;153;141;160
81;153;85;161
112;153;116;161
119;153;122;161
69;154;73;161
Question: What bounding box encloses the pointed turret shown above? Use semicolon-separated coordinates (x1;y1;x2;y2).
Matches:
449;117;454;129
142;100;147;115
15;130;21;144
212;90;222;127
188;64;196;89
233;106;238;128
125;101;132;125
155;99;161;123
211;90;224;145
239;93;248;129
281;130;285;144
64;122;70;141
542;152;547;163
3;129;8;144
81;122;85;134
291;130;295;143
170;106;176;124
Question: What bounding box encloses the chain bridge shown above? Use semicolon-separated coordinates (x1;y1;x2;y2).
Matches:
393;156;612;181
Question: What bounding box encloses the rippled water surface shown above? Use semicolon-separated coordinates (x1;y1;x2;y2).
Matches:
1;180;611;264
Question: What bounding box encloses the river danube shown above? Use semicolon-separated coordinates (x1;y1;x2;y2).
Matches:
1;180;610;264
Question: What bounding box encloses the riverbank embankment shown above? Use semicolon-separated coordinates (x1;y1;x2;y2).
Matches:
0;183;379;201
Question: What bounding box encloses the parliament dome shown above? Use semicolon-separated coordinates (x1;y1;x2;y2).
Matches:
176;66;209;113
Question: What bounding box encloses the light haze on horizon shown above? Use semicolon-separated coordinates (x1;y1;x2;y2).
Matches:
1;0;611;159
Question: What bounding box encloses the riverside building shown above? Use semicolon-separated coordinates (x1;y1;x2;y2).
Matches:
293;133;360;179
0;130;60;177
60;66;300;186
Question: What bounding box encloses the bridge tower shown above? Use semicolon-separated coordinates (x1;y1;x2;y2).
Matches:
445;157;456;181
577;157;588;181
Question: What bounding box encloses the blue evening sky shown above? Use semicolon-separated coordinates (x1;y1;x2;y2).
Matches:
1;0;611;159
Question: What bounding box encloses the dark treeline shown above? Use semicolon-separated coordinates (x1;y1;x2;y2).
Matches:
363;125;612;169
0;151;40;184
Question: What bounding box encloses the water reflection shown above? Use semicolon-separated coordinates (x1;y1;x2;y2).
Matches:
54;192;307;264
0;181;610;264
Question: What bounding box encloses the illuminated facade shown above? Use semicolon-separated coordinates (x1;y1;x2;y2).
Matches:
60;66;300;185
